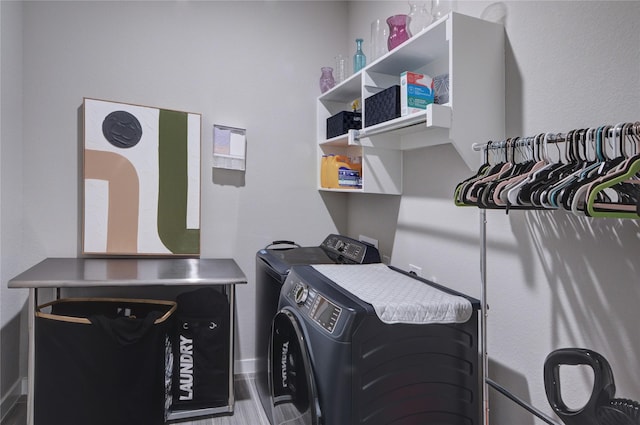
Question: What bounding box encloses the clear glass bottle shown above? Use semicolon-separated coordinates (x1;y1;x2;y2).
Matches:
370;18;389;61
408;1;433;36
335;54;347;83
353;38;366;73
432;0;453;20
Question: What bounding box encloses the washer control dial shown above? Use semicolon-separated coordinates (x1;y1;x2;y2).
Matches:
294;284;309;305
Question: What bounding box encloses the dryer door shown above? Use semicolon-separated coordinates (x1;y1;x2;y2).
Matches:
270;309;321;425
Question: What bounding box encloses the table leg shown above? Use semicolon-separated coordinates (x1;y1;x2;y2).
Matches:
27;288;36;425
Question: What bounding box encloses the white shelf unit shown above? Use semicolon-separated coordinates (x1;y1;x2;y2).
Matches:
316;12;505;194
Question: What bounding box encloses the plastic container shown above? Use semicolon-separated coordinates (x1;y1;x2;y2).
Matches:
325;155;348;189
350;156;362;174
320;155;328;188
338;156;362;189
321;155;336;188
339;169;361;188
323;155;361;189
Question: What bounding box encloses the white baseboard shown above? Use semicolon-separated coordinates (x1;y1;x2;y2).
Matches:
0;377;26;422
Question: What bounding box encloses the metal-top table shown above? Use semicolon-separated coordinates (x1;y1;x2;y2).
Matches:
9;257;247;425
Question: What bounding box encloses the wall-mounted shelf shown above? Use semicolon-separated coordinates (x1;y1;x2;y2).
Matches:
316;12;505;195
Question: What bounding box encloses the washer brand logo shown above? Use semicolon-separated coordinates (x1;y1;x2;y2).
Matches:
281;341;289;388
179;335;194;400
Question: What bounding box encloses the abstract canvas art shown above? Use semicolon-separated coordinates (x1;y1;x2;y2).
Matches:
83;98;201;256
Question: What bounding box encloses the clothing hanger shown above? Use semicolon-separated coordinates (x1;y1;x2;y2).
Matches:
586;159;640;218
548;128;605;211
561;127;600;209
484;138;525;208
492;136;540;208
465;140;513;206
569;125;629;215
516;133;567;208
570;125;631;213
585;123;640;218
503;134;551;211
544;129;588;209
569;126;608;215
475;139;514;208
454;141;493;206
536;130;583;209
513;133;564;209
481;138;533;209
458;120;640;220
456;142;500;206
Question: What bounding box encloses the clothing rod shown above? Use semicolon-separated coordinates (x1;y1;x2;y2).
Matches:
480;209;489;425
486;378;561;425
471;121;640;152
471;136;561;152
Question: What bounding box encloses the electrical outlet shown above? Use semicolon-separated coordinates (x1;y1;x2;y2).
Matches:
409;264;422;277
359;235;378;248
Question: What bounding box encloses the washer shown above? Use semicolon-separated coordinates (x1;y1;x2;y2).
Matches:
255;235;380;424
269;264;481;425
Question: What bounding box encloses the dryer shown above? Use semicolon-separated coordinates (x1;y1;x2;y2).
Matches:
255;235;380;424
269;263;481;425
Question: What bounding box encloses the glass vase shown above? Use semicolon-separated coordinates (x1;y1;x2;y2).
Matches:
408;2;433;36
319;67;335;93
370;18;389;61
386;14;412;51
432;0;453;20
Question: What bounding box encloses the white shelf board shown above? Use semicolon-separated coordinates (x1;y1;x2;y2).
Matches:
366;15;449;76
357;104;451;140
318;187;365;193
318;72;361;104
318;104;451;149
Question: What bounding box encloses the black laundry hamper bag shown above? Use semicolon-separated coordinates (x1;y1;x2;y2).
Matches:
172;287;230;410
34;298;176;425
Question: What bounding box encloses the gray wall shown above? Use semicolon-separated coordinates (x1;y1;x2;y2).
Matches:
0;0;349;414
1;0;29;418
2;1;640;424
346;1;640;424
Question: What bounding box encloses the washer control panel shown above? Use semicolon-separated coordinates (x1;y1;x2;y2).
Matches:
309;293;341;334
289;282;342;334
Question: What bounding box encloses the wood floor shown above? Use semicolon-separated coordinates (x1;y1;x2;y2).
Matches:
1;375;270;425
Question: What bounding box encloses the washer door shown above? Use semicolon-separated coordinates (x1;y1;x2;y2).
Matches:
270;309;321;425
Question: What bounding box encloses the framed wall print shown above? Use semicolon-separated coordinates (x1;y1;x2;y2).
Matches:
83;98;201;256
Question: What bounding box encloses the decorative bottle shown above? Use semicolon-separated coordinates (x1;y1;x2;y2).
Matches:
319;67;335;93
353;38;366;73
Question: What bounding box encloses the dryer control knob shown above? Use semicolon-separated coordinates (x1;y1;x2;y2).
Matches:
294;284;309;305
